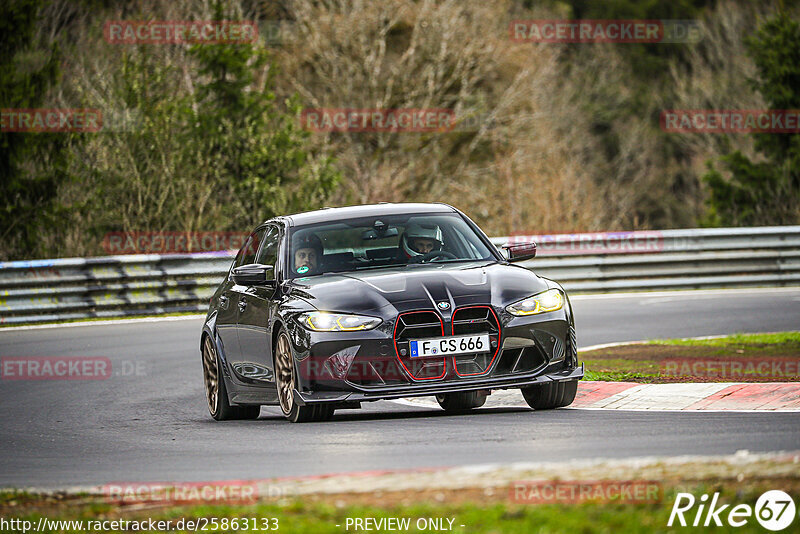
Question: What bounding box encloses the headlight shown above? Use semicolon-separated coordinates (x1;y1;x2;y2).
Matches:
297;312;382;332
506;289;564;316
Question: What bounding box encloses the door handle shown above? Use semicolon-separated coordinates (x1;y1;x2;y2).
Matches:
238;299;247;312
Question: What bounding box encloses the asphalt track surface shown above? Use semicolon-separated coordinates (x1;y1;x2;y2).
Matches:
1;288;799;487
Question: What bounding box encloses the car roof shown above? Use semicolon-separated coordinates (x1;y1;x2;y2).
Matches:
279;203;458;227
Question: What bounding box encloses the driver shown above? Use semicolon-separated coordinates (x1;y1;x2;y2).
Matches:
400;222;444;259
292;233;323;275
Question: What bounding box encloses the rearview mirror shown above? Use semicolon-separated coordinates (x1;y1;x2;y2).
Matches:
501;242;537;263
362;227;399;240
232;264;274;286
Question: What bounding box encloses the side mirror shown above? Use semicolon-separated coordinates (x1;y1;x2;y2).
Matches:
502;242;537;263
232;264;275;286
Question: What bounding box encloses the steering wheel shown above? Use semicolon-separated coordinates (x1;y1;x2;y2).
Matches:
411;250;458;263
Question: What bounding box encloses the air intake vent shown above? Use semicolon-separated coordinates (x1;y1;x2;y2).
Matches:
451;306;500;376
494;345;547;375
394;311;446;380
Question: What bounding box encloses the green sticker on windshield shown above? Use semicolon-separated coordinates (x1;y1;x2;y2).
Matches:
297;265;309;274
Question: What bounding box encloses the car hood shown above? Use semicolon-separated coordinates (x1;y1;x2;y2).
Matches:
285;261;550;315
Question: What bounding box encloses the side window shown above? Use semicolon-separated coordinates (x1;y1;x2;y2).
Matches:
234;227;266;268
255;226;280;280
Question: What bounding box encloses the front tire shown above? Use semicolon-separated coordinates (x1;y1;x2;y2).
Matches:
274;329;335;423
435;390;488;412
202;335;261;421
521;379;578;410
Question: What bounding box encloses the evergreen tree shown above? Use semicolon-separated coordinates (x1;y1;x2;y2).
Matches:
0;0;73;259
702;11;800;226
186;3;340;224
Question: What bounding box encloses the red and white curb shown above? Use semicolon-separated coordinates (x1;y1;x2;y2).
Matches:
23;450;800;497
392;381;800;411
573;381;800;411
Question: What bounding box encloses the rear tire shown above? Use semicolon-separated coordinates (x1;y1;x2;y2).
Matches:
274;329;335;423
521;379;578;410
436;391;488;412
202;335;261;421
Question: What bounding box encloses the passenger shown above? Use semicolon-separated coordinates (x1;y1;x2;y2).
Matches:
293;233;323;275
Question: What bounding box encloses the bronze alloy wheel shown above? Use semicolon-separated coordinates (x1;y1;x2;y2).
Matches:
275;331;295;415
202;335;219;415
273;329;335;422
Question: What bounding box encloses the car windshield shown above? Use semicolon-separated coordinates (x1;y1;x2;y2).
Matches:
286;213;497;278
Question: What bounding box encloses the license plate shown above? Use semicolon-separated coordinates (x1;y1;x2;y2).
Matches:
409;334;490;358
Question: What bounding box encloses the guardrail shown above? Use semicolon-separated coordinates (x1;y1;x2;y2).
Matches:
1;226;799;325
491;226;800;292
0;253;233;325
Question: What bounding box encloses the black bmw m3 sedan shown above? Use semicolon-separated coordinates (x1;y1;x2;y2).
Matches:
201;203;583;422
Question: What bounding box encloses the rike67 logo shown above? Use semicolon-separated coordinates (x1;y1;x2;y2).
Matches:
668;490;796;531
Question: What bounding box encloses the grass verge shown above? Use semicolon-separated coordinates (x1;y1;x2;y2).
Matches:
2;478;799;533
582;332;800;383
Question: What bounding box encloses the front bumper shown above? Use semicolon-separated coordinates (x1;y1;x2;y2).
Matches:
292;363;584;405
286;302;580;403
